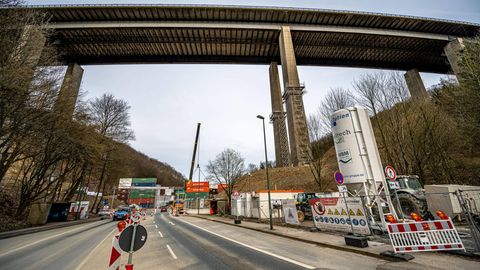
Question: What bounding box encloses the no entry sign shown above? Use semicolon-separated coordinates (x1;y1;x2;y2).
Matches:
334;171;344;185
385;165;397;181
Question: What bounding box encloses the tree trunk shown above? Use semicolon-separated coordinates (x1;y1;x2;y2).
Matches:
91;159;107;213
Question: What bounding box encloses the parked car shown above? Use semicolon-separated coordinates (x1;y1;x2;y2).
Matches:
98;209;113;220
113;206;131;221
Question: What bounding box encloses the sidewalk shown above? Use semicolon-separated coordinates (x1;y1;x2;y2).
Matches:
190;214;480;270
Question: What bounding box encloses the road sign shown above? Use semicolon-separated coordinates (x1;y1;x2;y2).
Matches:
388;181;400;190
232;191;240;197
337;185;348;193
334;171;344;185
118;224;148;252
385;166;397;181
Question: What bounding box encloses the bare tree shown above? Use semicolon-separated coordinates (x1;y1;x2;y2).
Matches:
316;87;355;135
87;93;134;212
206;148;245;213
88;93;135;143
0;3;60;183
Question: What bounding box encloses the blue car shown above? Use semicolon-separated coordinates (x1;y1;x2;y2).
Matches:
113;206;130;221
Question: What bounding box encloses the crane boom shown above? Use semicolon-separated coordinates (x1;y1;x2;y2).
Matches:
188;123;201;182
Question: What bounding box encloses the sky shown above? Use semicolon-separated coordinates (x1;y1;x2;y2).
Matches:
27;1;480;179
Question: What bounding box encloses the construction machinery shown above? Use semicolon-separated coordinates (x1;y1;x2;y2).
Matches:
172;123;201;215
388;175;428;218
296;192;318;222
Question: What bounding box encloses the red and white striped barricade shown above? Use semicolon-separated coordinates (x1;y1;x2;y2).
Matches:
387;218;465;253
108;234;121;270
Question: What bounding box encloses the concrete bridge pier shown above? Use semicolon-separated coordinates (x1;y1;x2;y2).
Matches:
269;62;290;167
54;63;84;117
444;38;465;81
278;26;311;166
404;69;428;100
11;25;46;82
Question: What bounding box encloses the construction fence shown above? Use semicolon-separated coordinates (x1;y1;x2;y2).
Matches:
227;189;480;253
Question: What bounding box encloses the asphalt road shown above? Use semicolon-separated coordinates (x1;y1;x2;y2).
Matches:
152;213;314;269
0;213;384;270
144;213;383;270
0;220;115;270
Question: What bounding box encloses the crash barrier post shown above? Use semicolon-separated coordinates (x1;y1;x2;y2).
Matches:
386;212;465;253
108;234;121;270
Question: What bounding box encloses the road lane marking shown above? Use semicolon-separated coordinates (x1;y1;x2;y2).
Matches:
153;220;155;223
155;225;158;229
176;218;316;270
169;221;175;226
158;231;164;238
74;228;116;270
166;244;177;259
0;221;108;257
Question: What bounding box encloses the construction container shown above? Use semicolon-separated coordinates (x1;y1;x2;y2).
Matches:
425;184;480;220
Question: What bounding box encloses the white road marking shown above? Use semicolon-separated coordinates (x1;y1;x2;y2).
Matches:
158;231;164;238
153;220;155;223
166;244;177;259
155;225;158;229
0;222;107;257
74;228;116;270
176;218;316;270
169;221;175;226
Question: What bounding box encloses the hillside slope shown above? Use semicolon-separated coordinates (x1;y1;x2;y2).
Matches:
236;147;339;193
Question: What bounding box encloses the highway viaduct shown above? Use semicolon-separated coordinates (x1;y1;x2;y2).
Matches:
10;5;480;167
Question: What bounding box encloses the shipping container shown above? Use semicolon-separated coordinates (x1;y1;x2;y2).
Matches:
129;190;155;195
131;182;156;187
128;198;154;205
131;178;157;184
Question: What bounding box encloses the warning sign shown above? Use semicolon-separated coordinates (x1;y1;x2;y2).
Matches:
310;197;369;235
282;200;300;225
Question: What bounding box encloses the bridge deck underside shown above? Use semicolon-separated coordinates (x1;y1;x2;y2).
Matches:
29;5;479;72
52;28;450;72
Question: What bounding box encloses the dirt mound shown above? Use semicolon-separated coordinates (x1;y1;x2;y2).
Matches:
236;147;339;193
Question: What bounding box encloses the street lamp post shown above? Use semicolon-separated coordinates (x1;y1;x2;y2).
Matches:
257;115;273;230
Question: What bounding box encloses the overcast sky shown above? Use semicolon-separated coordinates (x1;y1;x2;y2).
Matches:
27;1;480;180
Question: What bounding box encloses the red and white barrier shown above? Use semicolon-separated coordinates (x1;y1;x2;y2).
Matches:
108;234;121;270
387;218;465;253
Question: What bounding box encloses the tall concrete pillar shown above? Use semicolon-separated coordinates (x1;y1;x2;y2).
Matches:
269;62;290;167
10;25;46;83
54;63;84;117
404;69;428;100
279;26;311;166
444;38;465;78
